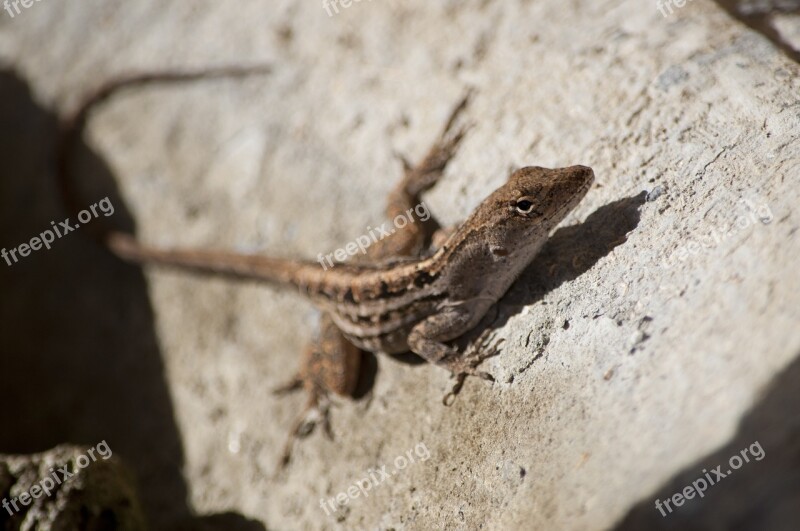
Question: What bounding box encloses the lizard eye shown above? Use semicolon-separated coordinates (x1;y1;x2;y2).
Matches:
514;197;535;214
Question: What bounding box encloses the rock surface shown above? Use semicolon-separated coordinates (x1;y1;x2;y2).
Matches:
0;445;145;530
0;1;798;530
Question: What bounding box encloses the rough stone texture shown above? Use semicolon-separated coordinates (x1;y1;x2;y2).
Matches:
0;1;798;530
0;445;145;530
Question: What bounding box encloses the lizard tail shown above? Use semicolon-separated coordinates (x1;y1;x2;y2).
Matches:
106;232;318;286
56;64;272;257
56;65;371;290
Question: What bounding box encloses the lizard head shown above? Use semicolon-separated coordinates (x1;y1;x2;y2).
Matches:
433;165;593;293
505;164;593;227
477;165;594;260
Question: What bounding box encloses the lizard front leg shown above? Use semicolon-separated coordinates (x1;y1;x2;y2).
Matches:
408;304;502;405
407;305;496;378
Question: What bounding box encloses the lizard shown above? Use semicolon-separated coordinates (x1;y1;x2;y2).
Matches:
56;67;595;466
272;91;473;464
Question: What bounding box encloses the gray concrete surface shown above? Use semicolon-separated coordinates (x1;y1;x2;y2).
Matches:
0;1;798;530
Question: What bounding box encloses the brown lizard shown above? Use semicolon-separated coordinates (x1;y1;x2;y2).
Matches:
57;68;594;466
272;92;473;463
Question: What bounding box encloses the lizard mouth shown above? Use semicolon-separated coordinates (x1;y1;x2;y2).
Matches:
561;164;595;202
568;165;595;190
546;165;594;223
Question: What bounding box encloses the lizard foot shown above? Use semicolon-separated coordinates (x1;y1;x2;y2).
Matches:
277;395;332;469
441;335;505;406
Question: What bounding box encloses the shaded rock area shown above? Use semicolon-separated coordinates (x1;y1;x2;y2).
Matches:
0;1;798;530
0;445;145;530
615;353;800;531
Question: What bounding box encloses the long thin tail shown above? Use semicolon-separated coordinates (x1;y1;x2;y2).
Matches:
53;65;331;285
57;65;272;228
105;232;317;285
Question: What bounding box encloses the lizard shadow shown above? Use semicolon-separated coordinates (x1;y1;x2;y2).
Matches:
612;350;800;530
466;191;648;351
0;69;265;531
712;0;800;65
392;192;647;369
515;191;647;298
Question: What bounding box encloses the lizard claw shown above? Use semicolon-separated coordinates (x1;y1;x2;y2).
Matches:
272;375;303;395
442;378;464;406
441;365;496;406
443;372;468;406
476;371;495;382
440;333;504;406
277;393;332;469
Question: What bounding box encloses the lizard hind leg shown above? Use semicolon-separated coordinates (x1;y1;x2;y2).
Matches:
381;91;473;259
275;314;361;468
394;91;472;201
